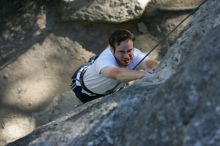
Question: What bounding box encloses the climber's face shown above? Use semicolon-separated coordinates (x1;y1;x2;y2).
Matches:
113;39;134;67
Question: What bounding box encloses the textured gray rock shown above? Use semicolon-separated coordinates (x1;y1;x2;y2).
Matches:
158;0;220;80
6;0;220;146
61;0;151;23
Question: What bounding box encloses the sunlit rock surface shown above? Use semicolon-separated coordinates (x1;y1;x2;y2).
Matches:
61;0;151;22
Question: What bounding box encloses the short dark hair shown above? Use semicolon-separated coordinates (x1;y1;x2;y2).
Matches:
108;29;135;50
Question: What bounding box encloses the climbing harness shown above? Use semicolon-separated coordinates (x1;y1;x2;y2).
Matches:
71;55;105;103
71;55;101;95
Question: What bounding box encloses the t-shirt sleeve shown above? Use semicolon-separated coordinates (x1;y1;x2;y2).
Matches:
94;53;117;74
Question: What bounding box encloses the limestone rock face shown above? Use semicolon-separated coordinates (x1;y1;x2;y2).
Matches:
6;0;220;146
61;0;151;23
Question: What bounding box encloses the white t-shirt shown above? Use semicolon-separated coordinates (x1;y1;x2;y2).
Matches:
83;46;148;94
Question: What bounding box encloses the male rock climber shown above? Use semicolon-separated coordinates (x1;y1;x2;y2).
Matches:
71;29;157;103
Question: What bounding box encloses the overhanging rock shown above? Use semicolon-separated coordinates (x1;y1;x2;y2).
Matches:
61;0;151;23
